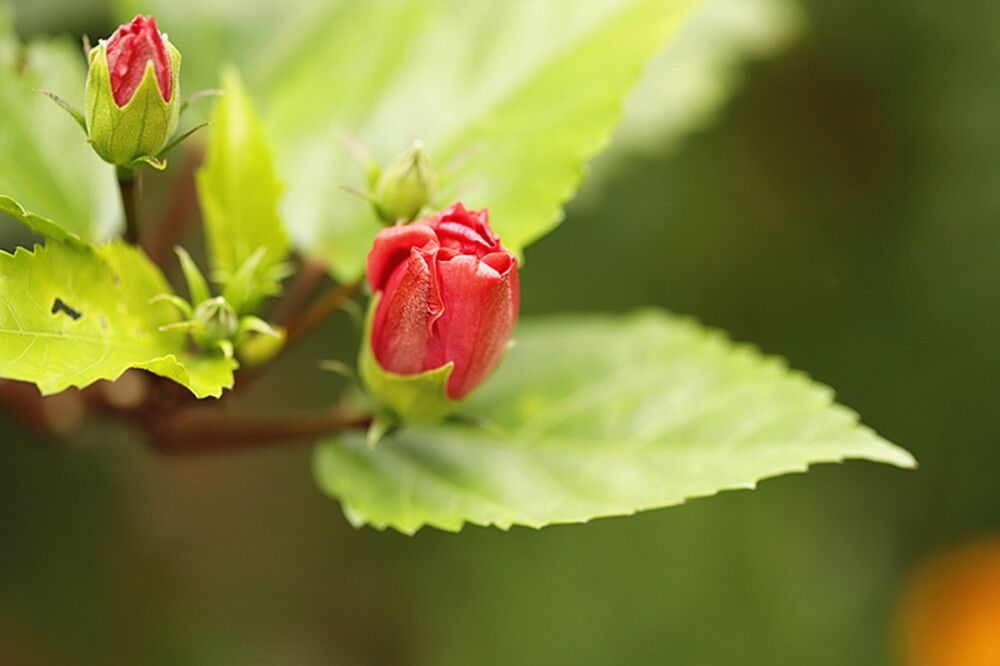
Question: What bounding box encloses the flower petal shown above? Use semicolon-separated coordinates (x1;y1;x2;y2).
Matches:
371;243;441;376
429;254;518;399
366;223;438;292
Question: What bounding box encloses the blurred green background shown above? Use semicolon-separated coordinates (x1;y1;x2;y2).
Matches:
2;0;998;664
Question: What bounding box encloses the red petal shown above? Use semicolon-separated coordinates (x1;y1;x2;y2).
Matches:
425;203;500;257
366;224;438;292
106;16;172;107
371;244;442;376
426;254;519;400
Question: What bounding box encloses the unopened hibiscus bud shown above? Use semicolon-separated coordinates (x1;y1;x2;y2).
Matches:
193;296;239;344
361;203;519;422
85;15;180;167
373;141;437;225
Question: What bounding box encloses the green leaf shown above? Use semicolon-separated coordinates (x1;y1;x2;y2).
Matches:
315;311;914;533
0;241;236;398
0;194;86;245
272;0;698;279
122;0;698;280
430;0;699;258
0;18;120;242
196;67;288;314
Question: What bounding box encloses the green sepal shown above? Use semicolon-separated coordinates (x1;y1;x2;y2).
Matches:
318;359;356;381
157;121;211;158
149;293;193;319
220;246;270;314
34;88;87;133
338;129;381;190
237;315;281;339
216;339;235;360
179;88;222;115
358;293;460;424
174;246;210;305
84;39;181;166
129;154;167;171
159;320;202;334
367;409;398;449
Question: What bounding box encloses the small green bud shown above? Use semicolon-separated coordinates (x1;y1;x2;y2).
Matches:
373;140;437;225
192;296;239;346
84;16;181;167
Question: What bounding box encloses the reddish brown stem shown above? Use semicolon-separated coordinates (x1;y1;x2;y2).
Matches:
149;407;371;455
0;379;51;435
284;277;364;346
144;147;205;272
118;168;141;245
270;257;329;327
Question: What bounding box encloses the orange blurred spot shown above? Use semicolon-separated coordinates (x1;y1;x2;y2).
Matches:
897;537;1000;666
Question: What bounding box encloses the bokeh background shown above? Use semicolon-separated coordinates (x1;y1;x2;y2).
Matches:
2;0;999;664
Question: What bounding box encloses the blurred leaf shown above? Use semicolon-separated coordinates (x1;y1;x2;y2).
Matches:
0;12;120;242
0;194;86;244
196;67;288;314
315;311;914;533
0;241;236;398
120;0;698;280
0;4;15;65
614;0;802;154
273;0;698;280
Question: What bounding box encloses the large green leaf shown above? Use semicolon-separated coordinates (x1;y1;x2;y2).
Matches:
118;0;698;280
0;11;120;243
196;67;289;314
0;241;236;398
315;311;914;533
267;0;698;280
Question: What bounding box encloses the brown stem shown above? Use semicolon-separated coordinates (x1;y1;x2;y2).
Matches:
149;407;371;455
233;275;363;391
0;379;51;435
145;147;205;272
270;257;329;327
117;167;140;245
284;277;364;346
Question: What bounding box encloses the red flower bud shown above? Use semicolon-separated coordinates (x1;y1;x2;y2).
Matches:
366;203;519;404
105;15;173;106
85;15;180;166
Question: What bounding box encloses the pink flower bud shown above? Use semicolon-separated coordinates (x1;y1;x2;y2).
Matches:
84;15;180;166
105;15;173;106
366;203;519;403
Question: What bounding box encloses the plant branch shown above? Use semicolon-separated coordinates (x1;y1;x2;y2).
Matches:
148;407;371;455
270;257;329;327
284;276;364;347
0;379;51;435
145;146;205;272
232;273;362;392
